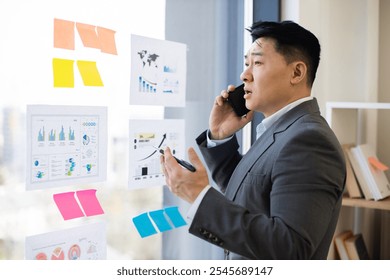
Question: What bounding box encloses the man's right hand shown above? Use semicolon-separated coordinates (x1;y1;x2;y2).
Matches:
209;85;254;140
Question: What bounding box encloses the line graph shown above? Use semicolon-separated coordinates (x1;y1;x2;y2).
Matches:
129;120;185;189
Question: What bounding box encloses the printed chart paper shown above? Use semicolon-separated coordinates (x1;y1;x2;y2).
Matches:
26;105;107;190
128;119;185;189
130;34;187;107
25;222;106;260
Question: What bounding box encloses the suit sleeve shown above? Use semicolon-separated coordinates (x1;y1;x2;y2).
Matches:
190;126;346;259
196;130;242;193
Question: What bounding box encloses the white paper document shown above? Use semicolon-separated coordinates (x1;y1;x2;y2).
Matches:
26;105;107;190
128;119;185;189
130;34;187;107
25;222;106;260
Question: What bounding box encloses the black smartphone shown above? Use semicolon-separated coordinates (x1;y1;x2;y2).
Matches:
227;84;250;117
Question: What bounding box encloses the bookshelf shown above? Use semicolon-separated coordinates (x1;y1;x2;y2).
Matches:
326;102;390;210
342;196;390;211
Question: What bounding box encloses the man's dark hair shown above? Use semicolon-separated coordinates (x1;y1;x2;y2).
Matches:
247;21;321;87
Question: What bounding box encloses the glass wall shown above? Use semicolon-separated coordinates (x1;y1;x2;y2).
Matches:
0;0;166;259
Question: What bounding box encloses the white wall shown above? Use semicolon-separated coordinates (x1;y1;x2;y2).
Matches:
0;0;167;260
282;0;379;110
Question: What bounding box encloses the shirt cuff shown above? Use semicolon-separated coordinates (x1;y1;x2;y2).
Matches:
206;129;233;148
186;184;212;221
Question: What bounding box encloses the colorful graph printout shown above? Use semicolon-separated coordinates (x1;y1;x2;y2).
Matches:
128;119;185;189
26;105;107;190
25;222;106;260
130;34;187;107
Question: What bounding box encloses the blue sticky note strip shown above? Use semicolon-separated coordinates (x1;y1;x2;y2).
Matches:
132;213;158;238
149;209;173;232
164;206;187;228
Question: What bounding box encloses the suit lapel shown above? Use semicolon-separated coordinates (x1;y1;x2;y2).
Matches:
224;98;320;201
224;127;274;200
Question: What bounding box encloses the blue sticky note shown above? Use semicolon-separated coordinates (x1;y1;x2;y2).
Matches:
149;209;173;232
164;206;187;228
132;213;158;238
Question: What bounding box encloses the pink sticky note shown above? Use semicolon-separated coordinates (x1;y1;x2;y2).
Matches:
53;192;84;220
76;189;104;217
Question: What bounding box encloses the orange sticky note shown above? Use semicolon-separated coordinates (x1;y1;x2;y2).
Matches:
76;22;100;49
53;19;75;50
52;58;74;88
76;60;104;86
368;157;389;171
97;26;117;55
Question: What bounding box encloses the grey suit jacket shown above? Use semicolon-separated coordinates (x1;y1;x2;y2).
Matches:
190;98;346;259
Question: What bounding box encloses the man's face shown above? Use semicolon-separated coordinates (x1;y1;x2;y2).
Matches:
240;37;295;117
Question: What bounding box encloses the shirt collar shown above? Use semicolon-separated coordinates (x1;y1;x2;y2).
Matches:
257;96;313;134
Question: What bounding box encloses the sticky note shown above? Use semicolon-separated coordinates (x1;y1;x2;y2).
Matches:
76;60;104;86
53;58;74;88
368;157;389;171
148;209;172;232
132;213;158;238
53;192;84;220
76;189;104;217
53;19;75;50
96;26;117;55
164;206;187;228
76;22;100;49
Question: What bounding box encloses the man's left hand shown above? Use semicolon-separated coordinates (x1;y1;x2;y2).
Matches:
160;147;209;203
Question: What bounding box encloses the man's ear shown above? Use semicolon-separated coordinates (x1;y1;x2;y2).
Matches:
290;61;307;85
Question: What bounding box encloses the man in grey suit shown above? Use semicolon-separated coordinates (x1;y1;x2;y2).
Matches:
161;21;346;259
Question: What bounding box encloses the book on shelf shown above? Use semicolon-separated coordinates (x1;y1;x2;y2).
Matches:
334;230;354;260
344;233;370;260
350;144;390;201
342;144;363;198
345;145;374;200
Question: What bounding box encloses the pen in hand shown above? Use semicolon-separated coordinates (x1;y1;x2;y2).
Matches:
153;146;196;172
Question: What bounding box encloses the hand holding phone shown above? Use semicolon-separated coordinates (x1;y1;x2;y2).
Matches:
227;84;250;117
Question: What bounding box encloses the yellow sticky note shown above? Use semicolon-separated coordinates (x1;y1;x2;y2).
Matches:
76;60;104;87
53;58;74;88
